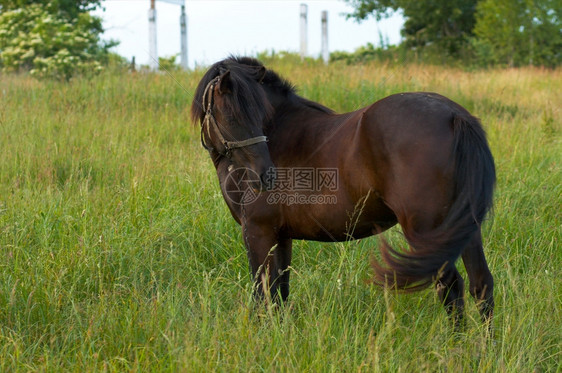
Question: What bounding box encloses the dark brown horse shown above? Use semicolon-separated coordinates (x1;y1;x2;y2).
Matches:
191;56;496;328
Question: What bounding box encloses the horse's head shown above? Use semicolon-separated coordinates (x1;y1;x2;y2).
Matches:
192;58;276;190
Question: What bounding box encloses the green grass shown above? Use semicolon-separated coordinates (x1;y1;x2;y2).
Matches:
0;61;560;371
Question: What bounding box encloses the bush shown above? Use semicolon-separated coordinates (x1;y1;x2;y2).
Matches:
158;54;180;72
0;4;116;79
330;43;417;65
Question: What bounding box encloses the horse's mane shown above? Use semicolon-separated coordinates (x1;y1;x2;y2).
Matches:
190;56;333;127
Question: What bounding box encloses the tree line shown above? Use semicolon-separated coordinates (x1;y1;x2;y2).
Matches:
344;0;561;67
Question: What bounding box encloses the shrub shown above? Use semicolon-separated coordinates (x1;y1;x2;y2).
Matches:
0;4;116;79
158;54;180;72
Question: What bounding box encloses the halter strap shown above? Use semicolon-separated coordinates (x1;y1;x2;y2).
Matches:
200;76;268;157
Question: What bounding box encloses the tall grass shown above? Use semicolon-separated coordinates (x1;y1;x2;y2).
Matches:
0;61;560;371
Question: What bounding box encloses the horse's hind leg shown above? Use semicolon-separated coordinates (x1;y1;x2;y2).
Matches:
436;264;465;330
461;229;494;326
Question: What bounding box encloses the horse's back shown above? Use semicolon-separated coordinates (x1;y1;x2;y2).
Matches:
371;92;471;115
357;92;463;174
357;92;481;231
365;92;473;136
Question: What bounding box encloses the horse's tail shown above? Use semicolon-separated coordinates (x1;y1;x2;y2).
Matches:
372;114;496;290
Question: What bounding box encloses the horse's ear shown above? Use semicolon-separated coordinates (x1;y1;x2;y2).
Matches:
257;66;266;84
218;70;232;95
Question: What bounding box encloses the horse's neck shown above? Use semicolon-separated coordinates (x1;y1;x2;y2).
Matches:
278;99;335;129
267;104;340;162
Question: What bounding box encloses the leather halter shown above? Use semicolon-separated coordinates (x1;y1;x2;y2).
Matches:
200;76;268;157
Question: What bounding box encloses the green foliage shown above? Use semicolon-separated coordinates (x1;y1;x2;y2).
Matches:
158;54;180;72
401;0;477;55
0;0;101;20
344;0;399;21
330;42;401;64
345;0;561;67
0;4;115;79
345;0;478;57
256;50;326;67
330;42;468;67
472;0;562;67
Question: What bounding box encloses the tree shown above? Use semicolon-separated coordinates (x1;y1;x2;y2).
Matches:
0;3;115;79
344;0;399;21
345;0;561;67
0;0;101;20
345;0;478;57
472;0;562;67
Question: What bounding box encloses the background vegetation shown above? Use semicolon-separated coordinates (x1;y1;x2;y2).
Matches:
0;0;114;79
0;59;560;371
1;0;561;80
344;0;561;67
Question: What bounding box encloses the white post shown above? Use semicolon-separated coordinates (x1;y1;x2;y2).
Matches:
180;4;188;69
148;0;158;70
321;11;329;64
300;4;308;60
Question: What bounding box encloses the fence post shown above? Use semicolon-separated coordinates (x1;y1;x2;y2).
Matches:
148;0;158;70
300;4;308;60
321;11;329;64
180;4;188;70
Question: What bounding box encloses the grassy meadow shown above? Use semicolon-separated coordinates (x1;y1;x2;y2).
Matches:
0;59;561;371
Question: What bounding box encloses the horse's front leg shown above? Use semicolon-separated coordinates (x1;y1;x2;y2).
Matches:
242;222;292;304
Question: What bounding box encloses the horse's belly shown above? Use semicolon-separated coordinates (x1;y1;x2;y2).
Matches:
285;199;397;242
